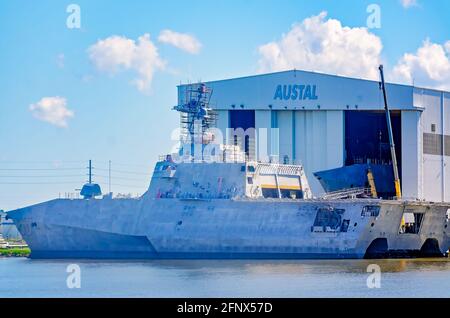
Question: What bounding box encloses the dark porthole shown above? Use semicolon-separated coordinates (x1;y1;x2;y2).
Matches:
371;223;375;227
354;222;357;227
177;220;182;226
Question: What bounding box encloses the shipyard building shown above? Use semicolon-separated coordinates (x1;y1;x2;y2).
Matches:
178;70;450;202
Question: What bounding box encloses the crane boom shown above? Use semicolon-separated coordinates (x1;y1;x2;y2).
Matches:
379;65;402;199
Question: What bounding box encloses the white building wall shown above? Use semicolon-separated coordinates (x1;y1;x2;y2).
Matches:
416;89;442;134
423;155;442;201
215;110;229;144
401;110;422;200
326;111;344;168
250;109;344;195
294;110;344;195
255;110;271;162
277;111;293;164
414;88;445;202
444;93;450;202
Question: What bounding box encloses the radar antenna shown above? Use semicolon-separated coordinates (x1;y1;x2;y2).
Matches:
173;83;217;151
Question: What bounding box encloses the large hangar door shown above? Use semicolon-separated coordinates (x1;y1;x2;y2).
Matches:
344;110;402;168
344;110;402;197
229;110;256;160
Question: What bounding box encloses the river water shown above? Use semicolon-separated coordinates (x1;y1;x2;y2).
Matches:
1;257;449;297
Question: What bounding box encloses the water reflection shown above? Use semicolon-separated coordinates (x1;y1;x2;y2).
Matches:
27;257;450;275
2;257;449;297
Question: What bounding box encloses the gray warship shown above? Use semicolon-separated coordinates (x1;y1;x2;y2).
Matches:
7;158;450;259
7;67;450;259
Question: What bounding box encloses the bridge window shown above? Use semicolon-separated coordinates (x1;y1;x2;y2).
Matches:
361;205;380;217
261;188;278;198
280;189;302;199
260;188;303;199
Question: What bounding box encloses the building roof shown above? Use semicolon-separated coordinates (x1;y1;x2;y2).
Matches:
179;69;449;94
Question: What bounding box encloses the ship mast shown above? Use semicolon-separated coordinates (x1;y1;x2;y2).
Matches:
173;83;217;161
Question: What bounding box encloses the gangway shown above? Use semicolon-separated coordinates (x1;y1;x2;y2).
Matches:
320;187;371;200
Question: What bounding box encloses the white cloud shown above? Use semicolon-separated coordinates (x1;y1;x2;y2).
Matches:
257;12;383;80
29;97;74;128
392;39;450;90
88;33;165;92
400;0;418;9
445;41;450;54
158;29;202;54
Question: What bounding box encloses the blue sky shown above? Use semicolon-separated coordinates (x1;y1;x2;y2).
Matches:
0;0;449;210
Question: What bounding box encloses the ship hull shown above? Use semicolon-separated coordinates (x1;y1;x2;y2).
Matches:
8;197;450;259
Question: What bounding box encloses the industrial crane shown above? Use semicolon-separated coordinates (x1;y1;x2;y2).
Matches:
379;64;402;199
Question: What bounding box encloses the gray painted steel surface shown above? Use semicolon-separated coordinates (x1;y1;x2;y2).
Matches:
7;161;450;259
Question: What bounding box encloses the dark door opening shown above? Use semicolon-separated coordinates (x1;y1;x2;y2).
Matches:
344;110;401;198
229;110;255;159
345;110;401;169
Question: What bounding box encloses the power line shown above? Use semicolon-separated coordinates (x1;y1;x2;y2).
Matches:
0;160;86;164
0;160;150;189
106;162;152;169
90;161;152;169
95;168;152;175
0;181;83;185
0;168;84;171
95;174;148;182
98;182;147;189
0;175;84;178
0;160;152;169
0;181;145;187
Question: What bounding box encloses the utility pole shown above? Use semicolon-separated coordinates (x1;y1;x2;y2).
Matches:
88;160;92;184
109;160;112;194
